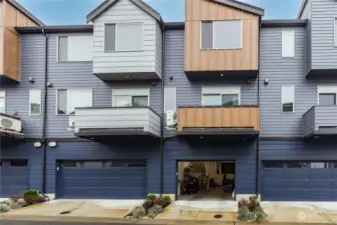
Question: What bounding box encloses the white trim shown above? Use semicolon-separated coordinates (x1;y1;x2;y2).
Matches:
112;88;150;107
57;35;93;62
105;22;144;52
0;90;5;114
317;85;337;105
281;85;295;113
200;20;243;50
201;86;241;106
29;89;42;116
334;17;337;47
56;88;93;115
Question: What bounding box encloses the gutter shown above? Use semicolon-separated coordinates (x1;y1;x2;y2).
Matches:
41;29;48;194
159;24;165;196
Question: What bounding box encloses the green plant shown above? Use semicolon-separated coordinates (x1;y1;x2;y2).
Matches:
147;205;164;218
17;199;26;206
24;195;45;205
254;206;268;223
146;194;156;201
0;204;10;213
162;195;171;202
10;195;20;203
0;201;11;206
131;206;146;219
22;189;39;198
249;195;258;201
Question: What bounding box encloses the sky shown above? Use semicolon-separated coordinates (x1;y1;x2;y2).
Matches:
16;0;303;25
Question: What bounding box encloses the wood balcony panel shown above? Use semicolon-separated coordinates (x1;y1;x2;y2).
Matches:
178;106;259;133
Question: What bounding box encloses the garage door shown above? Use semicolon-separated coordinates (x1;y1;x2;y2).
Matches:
58;160;147;199
0;159;29;197
262;161;337;201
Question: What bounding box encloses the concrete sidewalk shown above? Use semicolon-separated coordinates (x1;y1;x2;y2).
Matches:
2;200;337;224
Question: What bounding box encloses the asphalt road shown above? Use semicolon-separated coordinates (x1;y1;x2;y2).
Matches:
0;221;132;225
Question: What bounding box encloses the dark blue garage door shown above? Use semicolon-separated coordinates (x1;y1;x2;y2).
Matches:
58;160;147;199
0;159;29;197
262;161;337;201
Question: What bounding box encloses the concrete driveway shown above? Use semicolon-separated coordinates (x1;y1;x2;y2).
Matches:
2;199;143;220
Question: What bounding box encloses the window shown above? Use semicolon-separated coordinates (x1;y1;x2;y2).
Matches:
282;30;295;57
63;161;80;168
0;91;5;113
318;86;337;105
58;36;93;61
286;162;307;168
10;160;28;167
282;85;294;112
263;161;285;168
29;89;41;115
201;20;242;49
309;162;327;169
82;161;103;168
164;87;176;113
112;88;149;107
202;86;240;106
105;23;143;51
57;89;92;115
319;93;336;105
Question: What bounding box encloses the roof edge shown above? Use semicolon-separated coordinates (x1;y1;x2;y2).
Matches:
16;25;93;34
7;0;44;26
297;0;308;19
211;0;264;16
261;19;308;27
86;0;163;25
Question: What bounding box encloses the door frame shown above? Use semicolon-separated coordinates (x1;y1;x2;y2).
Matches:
175;159;236;200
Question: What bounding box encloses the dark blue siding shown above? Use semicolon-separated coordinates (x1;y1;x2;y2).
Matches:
46;140;160;194
0;139;43;196
163;138;257;195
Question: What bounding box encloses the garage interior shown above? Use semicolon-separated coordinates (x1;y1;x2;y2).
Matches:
177;161;235;200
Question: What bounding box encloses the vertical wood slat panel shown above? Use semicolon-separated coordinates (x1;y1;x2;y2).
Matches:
178;106;260;132
184;0;259;72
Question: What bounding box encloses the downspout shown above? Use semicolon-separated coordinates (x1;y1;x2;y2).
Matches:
41;29;48;194
255;17;261;198
159;23;165;197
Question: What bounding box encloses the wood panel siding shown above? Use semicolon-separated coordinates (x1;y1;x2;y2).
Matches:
0;0;39;81
184;0;259;72
177;106;259;132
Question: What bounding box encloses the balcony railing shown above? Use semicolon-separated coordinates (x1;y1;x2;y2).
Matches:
177;106;259;134
74;107;161;138
303;105;337;138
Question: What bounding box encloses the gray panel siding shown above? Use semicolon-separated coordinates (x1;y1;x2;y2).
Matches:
93;0;161;77
302;106;315;136
155;23;162;77
43;32;161;138
2;34;45;138
315;106;337;130
164;138;257;195
311;0;337;69
75;107;161;137
299;0;312;74
260;27;314;137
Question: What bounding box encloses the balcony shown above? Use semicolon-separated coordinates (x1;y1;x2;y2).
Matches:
73;107;161;138
0;113;24;139
303;106;337;138
177;106;259;136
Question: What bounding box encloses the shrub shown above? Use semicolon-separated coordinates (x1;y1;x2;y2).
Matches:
146;194;156;201
22;189;39;198
254;205;268;223
0;201;11;206
162;195;171;202
143;199;154;212
147;205;164;218
10;195;20;203
17;199;26;206
0;204;10;213
131;206;146;219
153;197;171;208
24;195;45;205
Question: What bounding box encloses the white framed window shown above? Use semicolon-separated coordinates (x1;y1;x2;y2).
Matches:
29;89;41;116
164;87;176;113
317;86;337;105
112;88;149;107
201;20;242;50
282;30;295;57
0;91;5;114
202;86;241;106
281;85;295;112
57;88;92;115
105;23;143;52
58;36;93;62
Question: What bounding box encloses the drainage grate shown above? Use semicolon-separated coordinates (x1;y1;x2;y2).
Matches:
214;214;223;219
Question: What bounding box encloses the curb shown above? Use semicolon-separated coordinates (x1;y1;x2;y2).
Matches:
11;202;47;211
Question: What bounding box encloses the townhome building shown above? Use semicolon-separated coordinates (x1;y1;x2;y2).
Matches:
1;0;337;202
